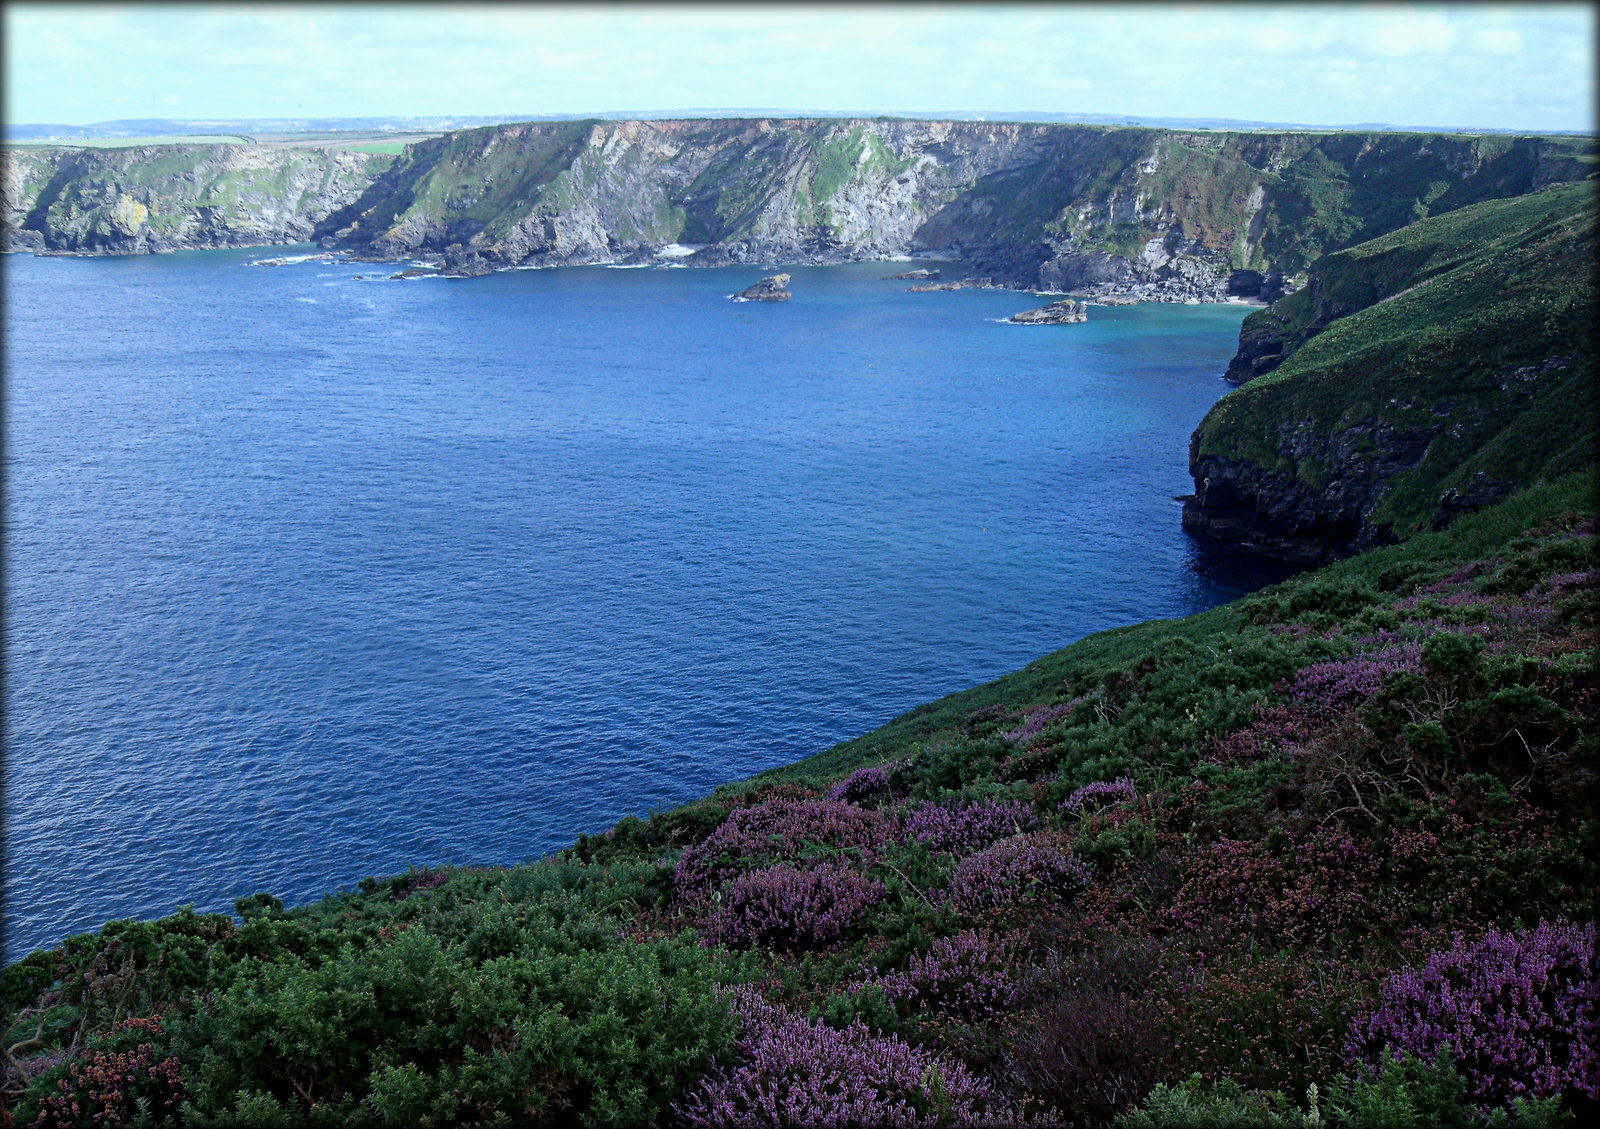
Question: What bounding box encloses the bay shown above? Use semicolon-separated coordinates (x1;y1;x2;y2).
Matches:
3;250;1285;960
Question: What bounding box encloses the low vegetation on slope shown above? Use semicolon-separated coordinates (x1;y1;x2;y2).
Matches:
12;121;1590;294
1;145;390;254
933;130;1594;289
1184;182;1596;564
5;472;1594;1127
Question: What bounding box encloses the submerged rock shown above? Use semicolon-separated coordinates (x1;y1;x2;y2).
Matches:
1010;299;1088;324
734;273;792;301
884;268;941;280
907;277;995;292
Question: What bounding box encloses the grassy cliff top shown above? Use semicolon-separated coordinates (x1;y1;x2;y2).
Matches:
1194;181;1596;538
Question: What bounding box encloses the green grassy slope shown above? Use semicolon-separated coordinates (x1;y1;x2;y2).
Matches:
313;120;599;250
1184;181;1596;562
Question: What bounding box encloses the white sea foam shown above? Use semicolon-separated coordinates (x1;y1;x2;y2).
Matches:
295;297;319;304
248;253;339;268
656;243;703;259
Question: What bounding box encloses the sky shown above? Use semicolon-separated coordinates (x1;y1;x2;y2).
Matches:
4;3;1594;132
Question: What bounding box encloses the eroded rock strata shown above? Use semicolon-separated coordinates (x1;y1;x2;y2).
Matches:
3;144;388;253
7;122;1592;304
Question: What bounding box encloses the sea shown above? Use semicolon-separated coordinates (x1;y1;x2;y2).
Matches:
3;249;1289;961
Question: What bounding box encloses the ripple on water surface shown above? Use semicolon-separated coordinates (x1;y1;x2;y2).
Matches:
4;252;1288;959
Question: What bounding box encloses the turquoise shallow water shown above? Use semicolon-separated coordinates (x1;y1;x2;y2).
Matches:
4;251;1285;959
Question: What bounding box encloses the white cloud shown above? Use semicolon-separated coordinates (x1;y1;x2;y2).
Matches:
1473;27;1524;53
1368;10;1457;56
1;3;1592;131
1252;26;1305;53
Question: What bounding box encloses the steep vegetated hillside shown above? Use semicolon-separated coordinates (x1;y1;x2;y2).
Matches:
1;145;390;254
5;475;1595;1125
5;122;1594;298
1185;183;1596;565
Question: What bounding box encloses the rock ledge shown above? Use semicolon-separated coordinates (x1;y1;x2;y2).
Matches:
733;273;792;302
1009;299;1089;324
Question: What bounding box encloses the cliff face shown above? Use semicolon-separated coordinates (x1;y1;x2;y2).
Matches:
2;145;391;254
1184;182;1596;565
314;118;1056;275
7;123;1592;301
318;121;1596;292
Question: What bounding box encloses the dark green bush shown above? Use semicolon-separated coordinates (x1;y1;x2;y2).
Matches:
1421;633;1484;681
166;928;734;1128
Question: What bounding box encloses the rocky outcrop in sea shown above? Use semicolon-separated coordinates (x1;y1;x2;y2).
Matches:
907;277;996;292
733;273;792;301
1009;299;1088;324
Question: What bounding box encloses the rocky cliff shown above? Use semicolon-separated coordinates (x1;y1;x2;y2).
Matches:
1184;181;1596;565
316;121;1596;295
2;144;391;254
7;122;1593;302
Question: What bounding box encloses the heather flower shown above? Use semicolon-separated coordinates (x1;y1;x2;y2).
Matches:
903;798;1037;855
701;864;887;951
945;833;1090;916
869;930;1020;1022
1165;830;1375;944
33;1035;186;1128
1003;698;1086;746
1059;777;1137;815
1282;644;1423;715
1545;570;1593;594
675;798;888;892
673;987;1008;1127
1349;919;1599;1107
828;765;895;804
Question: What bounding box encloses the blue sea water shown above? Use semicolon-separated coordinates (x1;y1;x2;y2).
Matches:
4;250;1286;960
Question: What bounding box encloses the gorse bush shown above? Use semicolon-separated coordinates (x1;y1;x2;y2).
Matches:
157;900;736;1127
1115;1052;1580;1127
